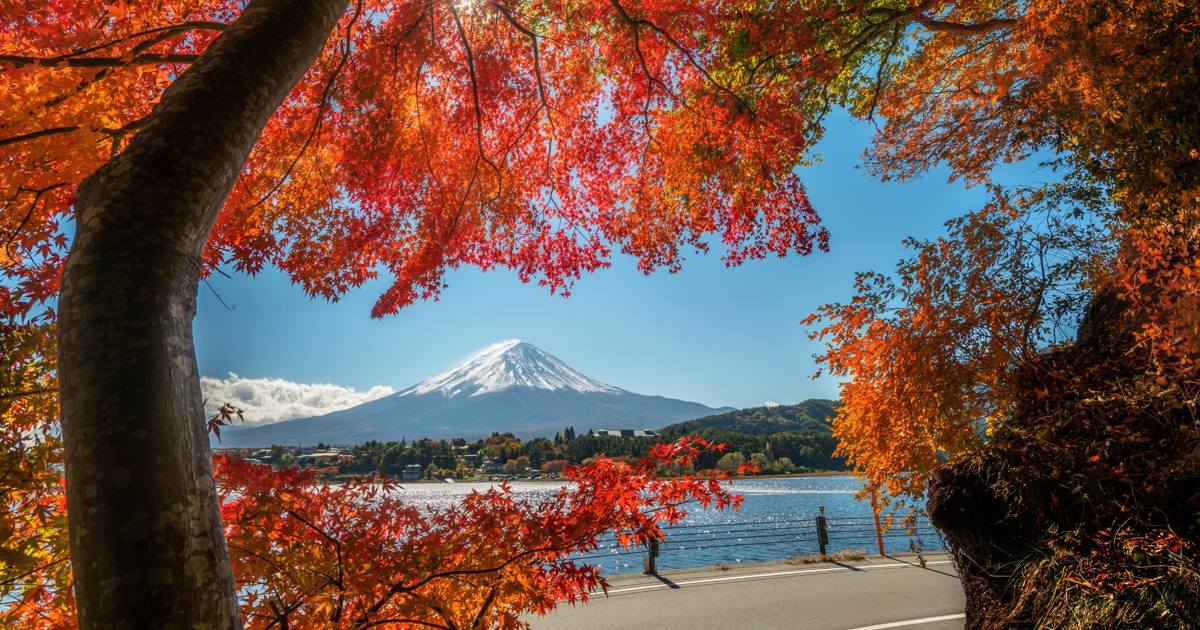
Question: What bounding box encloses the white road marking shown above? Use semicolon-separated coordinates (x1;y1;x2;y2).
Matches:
601;560;955;595
843;613;966;630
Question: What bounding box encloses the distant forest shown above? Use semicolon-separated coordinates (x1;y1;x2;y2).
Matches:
658;399;844;471
660;399;838;435
241;399;847;478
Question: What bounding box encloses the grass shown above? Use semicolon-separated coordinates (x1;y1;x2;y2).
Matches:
785;549;867;565
996;542;1200;629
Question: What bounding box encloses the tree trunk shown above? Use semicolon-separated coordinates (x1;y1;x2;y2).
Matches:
57;1;348;627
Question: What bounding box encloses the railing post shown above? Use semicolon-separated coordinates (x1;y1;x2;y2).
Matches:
871;488;885;556
643;537;659;575
815;506;828;558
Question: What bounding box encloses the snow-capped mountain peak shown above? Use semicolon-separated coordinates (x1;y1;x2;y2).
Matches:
216;339;734;445
397;340;624;398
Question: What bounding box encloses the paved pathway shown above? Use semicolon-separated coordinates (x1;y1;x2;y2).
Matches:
529;554;965;630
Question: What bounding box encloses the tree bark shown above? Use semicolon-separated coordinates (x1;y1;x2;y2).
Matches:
57;1;349;627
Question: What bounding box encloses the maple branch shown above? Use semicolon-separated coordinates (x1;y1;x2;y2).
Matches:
283;508;345;592
1021;234;1051;353
2;182;69;261
841;6;924;63
0;116;144;153
241;0;364;214
230;535;350;630
0;555;69;590
227;542;313;594
622;3;686;109
353;540;575;627
603;0;678;183
128;23;223;57
97;115;150;155
912;13;1018;34
403;543;574;590
865;23;904;126
32;23;228;112
470;586;500;630
202;278;236;312
4;20;223;75
449;2;503;205
489;0;563;190
41;70;112;110
448;5;486;156
413;63;448;205
54;21;227;59
355;618;450;630
619;6;675;103
96;115;149;138
425;599;460;630
0;387;58;402
0;53;199;69
266;598;301;630
0;127;79;147
608;0;753;116
859;5;1018;41
490;1;554;129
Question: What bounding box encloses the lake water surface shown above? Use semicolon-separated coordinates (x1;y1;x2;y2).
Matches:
394;475;945;574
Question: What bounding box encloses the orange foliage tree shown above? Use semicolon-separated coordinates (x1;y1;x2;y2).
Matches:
804;0;1199;625
806;0;1199;506
805;185;1113;499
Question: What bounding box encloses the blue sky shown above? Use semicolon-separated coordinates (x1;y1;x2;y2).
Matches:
195;109;1043;412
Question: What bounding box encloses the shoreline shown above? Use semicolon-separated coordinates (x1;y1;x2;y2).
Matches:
367;469;851;484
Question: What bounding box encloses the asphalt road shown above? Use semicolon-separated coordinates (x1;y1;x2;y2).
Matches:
528;554;965;630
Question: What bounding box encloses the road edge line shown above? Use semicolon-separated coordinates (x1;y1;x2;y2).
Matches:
843;613;966;630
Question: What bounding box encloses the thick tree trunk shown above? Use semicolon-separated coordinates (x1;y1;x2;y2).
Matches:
57;0;348;627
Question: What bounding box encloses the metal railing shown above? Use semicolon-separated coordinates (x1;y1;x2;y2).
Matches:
575;506;944;575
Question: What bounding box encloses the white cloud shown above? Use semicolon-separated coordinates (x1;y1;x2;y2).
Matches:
201;373;395;425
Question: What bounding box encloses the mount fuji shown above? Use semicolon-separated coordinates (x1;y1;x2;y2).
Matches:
217;340;734;446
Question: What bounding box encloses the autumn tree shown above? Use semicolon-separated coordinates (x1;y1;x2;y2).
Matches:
3;0;834;627
806;185;1114;499
805;0;1200;625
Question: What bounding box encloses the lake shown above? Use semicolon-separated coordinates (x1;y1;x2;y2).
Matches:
393;475;945;575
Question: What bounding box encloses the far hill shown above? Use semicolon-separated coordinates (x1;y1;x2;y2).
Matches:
660;399;839;435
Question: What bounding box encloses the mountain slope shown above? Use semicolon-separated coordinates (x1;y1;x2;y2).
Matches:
217;341;732;446
659;399;839;435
